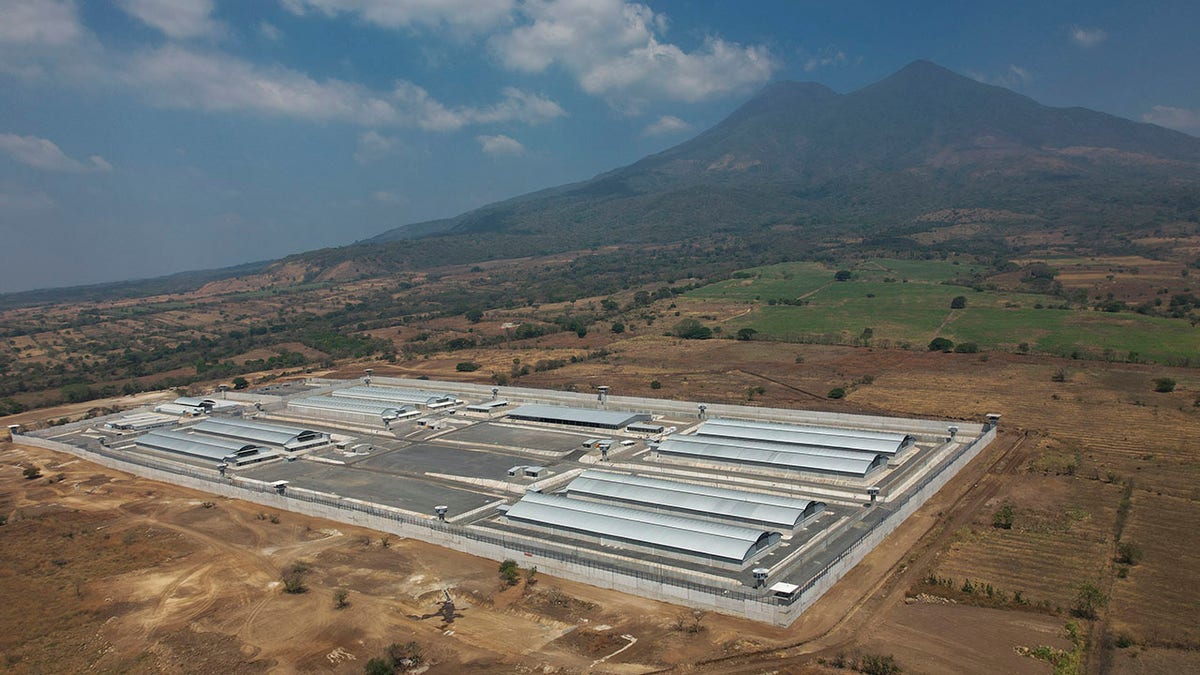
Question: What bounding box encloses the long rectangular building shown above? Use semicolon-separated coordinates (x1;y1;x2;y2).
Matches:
138;430;279;467
696;418;910;455
191;418;328;451
288;396;420;424
503;491;779;567
564;470;824;529
332;385;458;409
655;437;886;477
505;404;650;430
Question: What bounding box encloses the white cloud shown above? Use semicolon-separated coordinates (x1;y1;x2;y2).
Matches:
354;130;396;163
803;48;846;72
0;133;113;172
117;0;222;40
641;115;691;136
281;0;516;33
259;21;283;41
0;0;83;45
123;46;563;129
970;64;1032;90
476;134;524;155
371;189;406;204
1070;25;1108;47
1142;106;1200;134
491;0;774;107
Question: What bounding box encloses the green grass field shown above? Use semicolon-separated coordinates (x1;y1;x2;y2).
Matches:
686;259;1199;364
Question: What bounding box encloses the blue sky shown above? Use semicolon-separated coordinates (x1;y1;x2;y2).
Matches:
1;0;1198;292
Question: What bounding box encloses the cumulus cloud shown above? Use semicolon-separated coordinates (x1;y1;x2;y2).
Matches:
281;0;516;33
123;46;564;130
354;130;396;163
0;133;112;172
641;115;691;136
1142;106;1200;134
476;134;525;155
117;0;222;39
490;0;774;107
1070;25;1108;47
0;0;83;46
803;48;846;72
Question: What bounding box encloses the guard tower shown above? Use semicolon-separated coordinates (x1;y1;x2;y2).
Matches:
867;486;881;506
947;425;959;442
752;567;770;588
434;505;449;522
7;424;20;441
698;404;707;420
597;385;609;404
364;368;373;386
491;387;499;400
985;413;1001;431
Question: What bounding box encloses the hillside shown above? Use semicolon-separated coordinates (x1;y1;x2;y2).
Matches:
369;59;1200;248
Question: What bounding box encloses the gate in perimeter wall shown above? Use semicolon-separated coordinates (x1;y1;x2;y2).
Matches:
14;424;995;626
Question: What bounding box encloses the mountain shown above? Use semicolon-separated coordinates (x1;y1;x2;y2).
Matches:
368;60;1200;248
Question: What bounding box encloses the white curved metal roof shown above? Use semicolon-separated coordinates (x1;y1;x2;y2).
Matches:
192;417;326;449
139;429;262;461
697;418;906;455
504;492;779;564
289;396;412;418
506;404;650;429
671;434;878;461
333;385;455;406
567;470;821;529
656;437;884;476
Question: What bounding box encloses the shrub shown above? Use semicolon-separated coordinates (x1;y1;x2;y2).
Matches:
673;318;712;339
953;342;979;353
834;270;853;281
499;559;520;586
610;322;625;334
1116;541;1143;565
333;589;349;609
649;380;662;390
992;504;1014;529
455;361;481;372
736;327;758;341
282;563;310;594
928;337;954;352
22;466;42;480
1153;377;1176;393
232;376;249;390
950;296;967;309
1051;368;1067;382
1072;581;1107;619
827;387;846;399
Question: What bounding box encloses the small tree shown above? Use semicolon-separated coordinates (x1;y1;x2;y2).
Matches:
282;562;310;594
231;376;249;390
499;559;520;587
951;296;967;309
525;566;538;586
1116;541;1143;566
827;387;846;399
834;270;853;281
736;327;758;341
992;504;1014;529
610;322;625;334
928;337;954;352
22;465;42;480
465;309;484;323
649;380;662;390
455;361;481;372
954;342;979;353
673;318;712;339
1051;368;1067;382
1153;377;1176;393
1073;581;1107;619
333;589;350;609
364;657;393;675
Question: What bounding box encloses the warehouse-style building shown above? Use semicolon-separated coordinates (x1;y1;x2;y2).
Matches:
332;385;458;409
287;396;420;425
654;435;888;478
190;417;329;451
138;429;279;467
564;470;825;530
505;404;651;430
502;491;781;568
698;418;913;456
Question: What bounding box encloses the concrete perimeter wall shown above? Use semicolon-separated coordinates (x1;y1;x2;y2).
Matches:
14;424;996;626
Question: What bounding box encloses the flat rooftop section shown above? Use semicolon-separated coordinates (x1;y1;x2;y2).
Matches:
439;423;594;452
465;399;509;412
565;470;824;530
697;418;910;455
505;404;651;430
504;492;780;565
239;461;495;514
191;417;328;450
333;385;457;407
